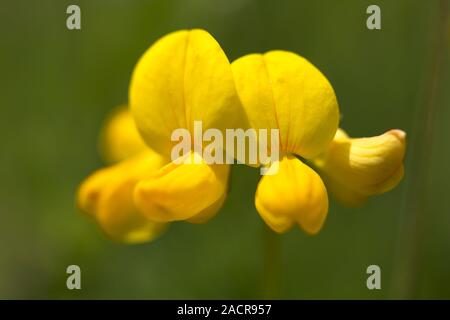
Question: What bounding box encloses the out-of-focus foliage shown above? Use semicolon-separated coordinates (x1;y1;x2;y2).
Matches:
0;0;449;299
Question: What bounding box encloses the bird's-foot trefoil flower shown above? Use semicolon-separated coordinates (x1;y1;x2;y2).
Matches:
78;107;168;243
232;51;340;234
128;29;245;223
232;50;406;234
78;28;407;243
79;29;244;242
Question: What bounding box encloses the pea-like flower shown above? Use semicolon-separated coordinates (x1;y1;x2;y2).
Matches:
78;29;407;243
78;29;245;242
232;51;406;234
77;106;168;243
129;29;247;223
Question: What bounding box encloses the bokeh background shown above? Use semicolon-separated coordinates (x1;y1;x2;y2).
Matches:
1;0;449;299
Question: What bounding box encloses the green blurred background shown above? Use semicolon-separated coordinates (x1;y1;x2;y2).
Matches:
1;0;449;299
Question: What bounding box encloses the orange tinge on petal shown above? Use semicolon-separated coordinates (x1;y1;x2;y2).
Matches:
312;128;406;206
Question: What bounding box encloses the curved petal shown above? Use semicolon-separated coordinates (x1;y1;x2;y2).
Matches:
134;151;230;223
77;151;168;243
99;106;147;164
129;29;247;158
255;156;328;234
312;128;406;204
232;51;339;159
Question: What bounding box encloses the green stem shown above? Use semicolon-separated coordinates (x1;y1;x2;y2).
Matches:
263;226;282;299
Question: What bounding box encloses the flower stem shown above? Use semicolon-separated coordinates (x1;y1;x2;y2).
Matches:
263;225;282;299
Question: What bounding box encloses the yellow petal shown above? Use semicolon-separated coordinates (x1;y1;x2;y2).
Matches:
312;128;406;204
186;192;227;224
99;106;147;164
129;29;247;158
77;151;168;243
232;51;339;159
255;156;328;234
134;151;230;223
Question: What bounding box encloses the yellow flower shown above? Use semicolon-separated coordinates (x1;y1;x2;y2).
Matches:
78;29;243;243
129;29;246;223
232;51;339;234
232;51;405;234
78;107;168;243
311;128;406;207
78;29;407;243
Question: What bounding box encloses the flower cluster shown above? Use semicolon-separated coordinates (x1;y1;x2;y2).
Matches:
77;29;406;243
